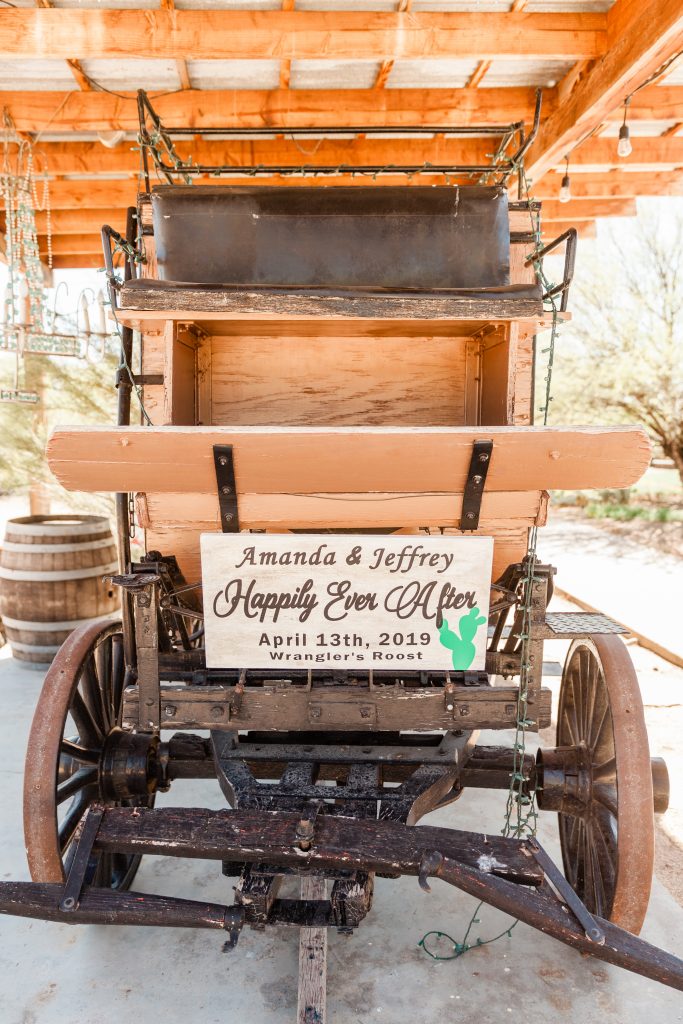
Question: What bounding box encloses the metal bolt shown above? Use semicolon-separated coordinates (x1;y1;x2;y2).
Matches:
359;706;372;719
446;703;455;712
465;512;475;520
210;705;225;719
61;896;76;911
459;705;470;717
219;456;228;466
221;485;232;495
224;512;233;523
472;474;483;485
164;704;177;718
478;452;489;463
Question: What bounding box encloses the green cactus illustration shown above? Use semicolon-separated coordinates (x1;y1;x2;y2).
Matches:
438;607;487;670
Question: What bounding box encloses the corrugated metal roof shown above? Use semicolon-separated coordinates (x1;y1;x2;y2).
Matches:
291;60;382;90
0;59;74;91
386;59;479;89
186;59;280;89
484;59;576;87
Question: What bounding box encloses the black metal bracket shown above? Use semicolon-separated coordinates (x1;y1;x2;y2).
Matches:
214;445;240;533
59;804;105;912
460;439;493;531
529;838;605;944
525;227;577;313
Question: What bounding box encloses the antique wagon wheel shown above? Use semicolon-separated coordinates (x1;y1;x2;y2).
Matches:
24;619;156;887
544;635;655;935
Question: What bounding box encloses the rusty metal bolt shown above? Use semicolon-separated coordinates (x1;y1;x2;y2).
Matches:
164;704;177;718
295;818;315;851
211;705;225;719
459;705;470;717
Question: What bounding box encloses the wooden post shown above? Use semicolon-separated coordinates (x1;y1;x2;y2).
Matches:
297;877;327;1024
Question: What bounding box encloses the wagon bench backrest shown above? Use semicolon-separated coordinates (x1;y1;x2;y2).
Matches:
47;425;651;584
147;185;528;293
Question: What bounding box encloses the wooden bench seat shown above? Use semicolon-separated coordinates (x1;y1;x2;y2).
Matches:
48;424;650;584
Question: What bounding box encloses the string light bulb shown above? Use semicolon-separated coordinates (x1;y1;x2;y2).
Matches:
617;99;633;158
559;156;571;203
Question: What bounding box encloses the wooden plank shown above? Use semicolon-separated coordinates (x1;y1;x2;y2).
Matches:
0;87;544;133
209;333;471;427
526;0;683;179
122;681;553;732
117;288;544;324
47;425;652;494
137;488;544;531
298;878;327;1024
0;11;606;61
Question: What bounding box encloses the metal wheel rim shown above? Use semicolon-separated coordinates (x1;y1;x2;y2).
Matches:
557;634;654;933
23;618;150;886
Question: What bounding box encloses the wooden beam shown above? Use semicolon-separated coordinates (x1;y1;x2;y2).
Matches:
374;61;395;90
543;220;597;239
467;61;492;89
527;0;683;179
0;88;545;133
37;0;92;92
38;234;103;256
0;11;607;61
533;170;683;198
541;197;637;220
25;137;495;175
562;136;683;170
32;209;129;235
48;254;108;270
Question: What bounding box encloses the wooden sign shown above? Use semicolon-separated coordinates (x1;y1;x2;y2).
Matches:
201;534;493;671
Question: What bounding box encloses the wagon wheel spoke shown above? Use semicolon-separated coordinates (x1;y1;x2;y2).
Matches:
56;768;99;805
58;794;91;852
593;782;618;819
70;688;104;748
111;635;126;724
592;755;617;784
60;739;101;766
94;636;115;729
81;656;111;735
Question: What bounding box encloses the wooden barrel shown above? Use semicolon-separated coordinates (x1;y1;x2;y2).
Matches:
0;515;119;666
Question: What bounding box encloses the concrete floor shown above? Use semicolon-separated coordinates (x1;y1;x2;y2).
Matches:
1;647;682;1024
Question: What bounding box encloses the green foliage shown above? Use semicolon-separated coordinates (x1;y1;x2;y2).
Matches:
0;348;118;511
539;207;683;487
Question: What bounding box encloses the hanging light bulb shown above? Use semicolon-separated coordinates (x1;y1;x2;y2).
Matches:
617;99;632;158
559;155;571;203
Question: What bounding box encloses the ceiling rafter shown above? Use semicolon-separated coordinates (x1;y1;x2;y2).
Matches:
0;10;607;62
159;0;192;91
526;0;683;179
35;0;90;92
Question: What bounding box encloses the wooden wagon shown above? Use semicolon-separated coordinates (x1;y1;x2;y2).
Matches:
1;93;681;1018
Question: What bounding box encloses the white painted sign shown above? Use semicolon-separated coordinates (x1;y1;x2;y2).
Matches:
201;534;493;671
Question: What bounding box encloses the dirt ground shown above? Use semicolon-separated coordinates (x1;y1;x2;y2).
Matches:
552;506;683;559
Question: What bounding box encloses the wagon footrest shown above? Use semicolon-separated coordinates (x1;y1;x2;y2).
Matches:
419;846;683;992
0;881;245;940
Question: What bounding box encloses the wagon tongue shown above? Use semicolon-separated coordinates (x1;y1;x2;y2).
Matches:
0;803;682;993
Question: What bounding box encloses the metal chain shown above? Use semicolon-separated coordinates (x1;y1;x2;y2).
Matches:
419;164;561;962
